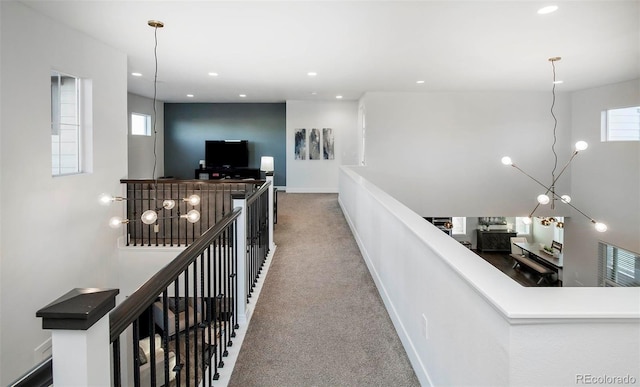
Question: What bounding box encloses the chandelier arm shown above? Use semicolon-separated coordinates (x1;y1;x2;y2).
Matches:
547;191;598;224
510;163;554;193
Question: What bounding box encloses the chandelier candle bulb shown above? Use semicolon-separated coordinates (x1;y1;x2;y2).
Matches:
537;194;550;205
575;141;588;151
182;209;201;223
594;222;608;232
184;194;201;206
141;210;158;225
109;216;127;229
501;156;513;166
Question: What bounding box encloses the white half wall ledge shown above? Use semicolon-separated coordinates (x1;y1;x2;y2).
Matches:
338;165;640;387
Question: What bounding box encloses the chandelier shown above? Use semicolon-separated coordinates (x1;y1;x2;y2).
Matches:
501;57;606;233
102;20;201;228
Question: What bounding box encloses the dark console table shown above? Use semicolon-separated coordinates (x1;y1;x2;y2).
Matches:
476;230;517;252
195;167;260;180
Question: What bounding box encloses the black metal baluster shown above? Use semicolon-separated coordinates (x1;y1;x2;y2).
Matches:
184;266;191;385
231;223;238;335
132;183;138;246
148;303;157;387
112;338;121;387
133;320;141;387
162;291;170;386
174;280;182;387
192;258;199;385
199;252;207;386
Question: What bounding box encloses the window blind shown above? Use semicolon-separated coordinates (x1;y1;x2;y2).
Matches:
598;242;640;287
604;106;640;141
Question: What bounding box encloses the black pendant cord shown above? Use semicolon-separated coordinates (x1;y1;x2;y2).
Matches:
550;59;559;184
151;24;160;197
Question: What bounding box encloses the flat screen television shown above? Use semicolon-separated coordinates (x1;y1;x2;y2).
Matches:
205;140;249;168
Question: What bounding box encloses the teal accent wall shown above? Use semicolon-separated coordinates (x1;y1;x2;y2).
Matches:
164;103;286;186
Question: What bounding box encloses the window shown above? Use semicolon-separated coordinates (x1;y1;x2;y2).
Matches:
451;217;466;235
131;113;151;136
598;242;639;287
51;70;81;175
515;217;531;234
602;106;640;141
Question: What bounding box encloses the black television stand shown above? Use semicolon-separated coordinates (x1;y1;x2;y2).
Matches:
195;166;260;180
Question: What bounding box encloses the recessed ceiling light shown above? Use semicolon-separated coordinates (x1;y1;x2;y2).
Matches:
239;94;247;98
311;92;317;95
336;95;343;99
307;72;317;77
131;72;142;77
208;72;219;77
537;5;558;14
416;80;425;84
186;94;194;98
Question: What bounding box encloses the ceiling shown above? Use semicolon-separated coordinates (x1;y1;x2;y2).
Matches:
20;0;640;103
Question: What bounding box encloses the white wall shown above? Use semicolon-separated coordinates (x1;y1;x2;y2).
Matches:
0;2;127;383
339;166;640;386
359;91;573;217
285;100;358;192
127;93;164;179
565;79;640;286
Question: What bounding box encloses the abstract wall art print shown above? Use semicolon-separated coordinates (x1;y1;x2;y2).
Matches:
294;128;306;160
309;128;321;160
322;128;334;160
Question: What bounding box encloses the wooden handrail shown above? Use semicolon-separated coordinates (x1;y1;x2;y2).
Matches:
246;181;271;206
109;207;242;342
119;178;265;185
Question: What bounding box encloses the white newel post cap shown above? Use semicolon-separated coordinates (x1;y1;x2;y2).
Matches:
36;288;119;387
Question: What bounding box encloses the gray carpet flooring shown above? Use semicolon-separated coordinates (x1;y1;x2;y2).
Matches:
228;193;420;387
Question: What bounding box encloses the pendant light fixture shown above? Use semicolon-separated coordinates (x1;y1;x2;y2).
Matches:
501;57;607;232
102;20;200;228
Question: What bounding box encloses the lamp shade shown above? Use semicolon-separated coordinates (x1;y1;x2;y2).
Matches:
260;156;274;172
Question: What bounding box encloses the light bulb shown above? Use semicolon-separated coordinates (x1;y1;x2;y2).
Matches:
556;221;564;229
501;156;513;166
185;194;201;206
182;209;201;223
541;218;551;227
575;141;588;151
561;194;571;203
537;194;550;205
141;210;158;225
594;222;607;232
109;216;125;228
163;199;176;210
99;193;113;205
522;217;533;225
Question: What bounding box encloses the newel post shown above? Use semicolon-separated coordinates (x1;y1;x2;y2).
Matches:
232;193;248;324
36;288;119;387
265;173;275;251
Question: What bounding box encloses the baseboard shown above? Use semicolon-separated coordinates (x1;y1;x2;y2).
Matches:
214;244;277;387
338;198;432;387
285;187;338;193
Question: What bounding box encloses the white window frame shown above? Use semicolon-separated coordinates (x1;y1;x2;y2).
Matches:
131;112;151;136
451;217;466;235
51;70;92;176
601;106;640;142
